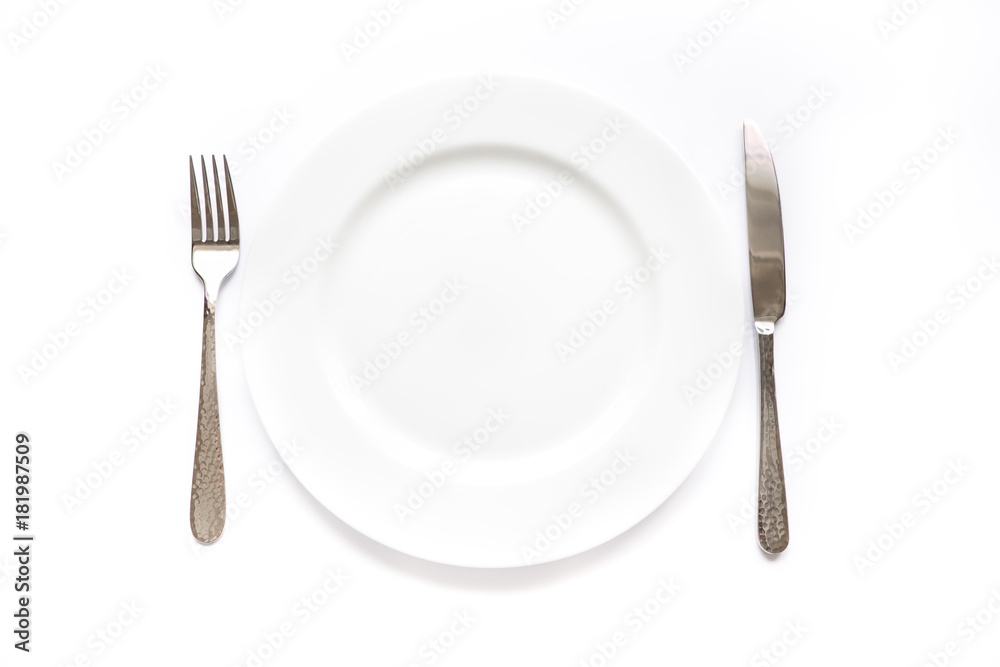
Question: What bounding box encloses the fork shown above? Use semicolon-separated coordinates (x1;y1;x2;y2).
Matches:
188;155;240;544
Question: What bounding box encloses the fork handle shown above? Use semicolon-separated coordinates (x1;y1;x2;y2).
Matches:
190;297;226;544
756;328;789;554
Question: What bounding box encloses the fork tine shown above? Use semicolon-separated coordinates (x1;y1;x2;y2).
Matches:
211;156;226;241
189;156;203;243
200;156;215;242
223;156;239;243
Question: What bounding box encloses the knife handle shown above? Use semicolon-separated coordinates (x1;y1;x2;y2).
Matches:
755;325;789;553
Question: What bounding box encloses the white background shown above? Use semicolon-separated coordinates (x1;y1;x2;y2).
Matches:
2;0;1000;665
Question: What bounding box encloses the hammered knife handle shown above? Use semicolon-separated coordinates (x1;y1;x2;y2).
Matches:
756;329;789;554
190;297;226;544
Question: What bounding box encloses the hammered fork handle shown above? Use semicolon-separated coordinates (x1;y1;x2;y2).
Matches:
756;329;789;554
190;296;226;544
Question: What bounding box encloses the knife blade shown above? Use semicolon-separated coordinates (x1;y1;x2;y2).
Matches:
744;120;789;554
745;121;785;324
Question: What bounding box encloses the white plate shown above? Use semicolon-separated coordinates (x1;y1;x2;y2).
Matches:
240;76;743;567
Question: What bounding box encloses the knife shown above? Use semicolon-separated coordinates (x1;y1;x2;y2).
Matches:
744;120;789;554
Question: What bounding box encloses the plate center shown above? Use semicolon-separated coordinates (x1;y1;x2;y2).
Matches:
316;147;662;470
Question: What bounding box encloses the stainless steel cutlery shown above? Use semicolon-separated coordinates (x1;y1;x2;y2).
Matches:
744;121;789;554
177;126;790;558
188;155;240;545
